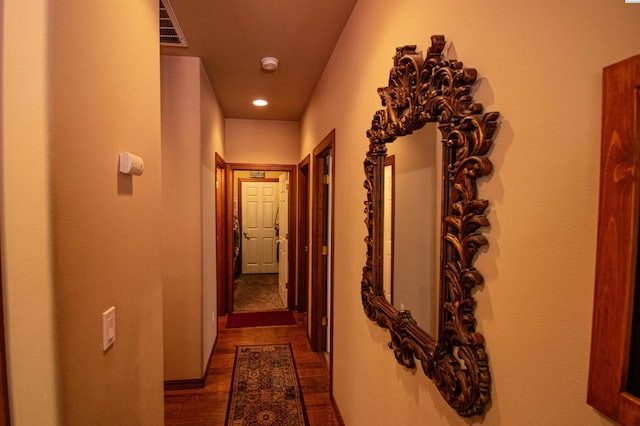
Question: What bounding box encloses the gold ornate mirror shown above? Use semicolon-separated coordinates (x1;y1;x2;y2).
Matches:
361;35;499;417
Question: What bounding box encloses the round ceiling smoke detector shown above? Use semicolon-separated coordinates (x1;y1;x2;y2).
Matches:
261;57;279;71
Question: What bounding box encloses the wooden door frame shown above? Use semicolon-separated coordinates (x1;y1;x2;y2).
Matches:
0;233;10;424
225;163;297;313
588;54;640;424
310;130;335;353
297;155;310;312
215;153;228;316
0;2;11;419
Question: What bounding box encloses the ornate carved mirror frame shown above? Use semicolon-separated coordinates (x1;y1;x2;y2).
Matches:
361;35;499;417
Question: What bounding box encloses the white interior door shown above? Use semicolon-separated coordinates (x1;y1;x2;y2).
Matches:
241;181;279;274
278;173;289;306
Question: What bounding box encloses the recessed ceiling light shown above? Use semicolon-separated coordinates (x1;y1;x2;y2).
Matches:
253;99;268;107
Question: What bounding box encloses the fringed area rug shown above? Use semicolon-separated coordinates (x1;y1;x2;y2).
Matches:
225;344;308;426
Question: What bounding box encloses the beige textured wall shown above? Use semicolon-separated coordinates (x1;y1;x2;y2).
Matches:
49;1;164;424
301;0;640;424
200;59;224;370
5;0;165;424
161;55;202;380
2;0;62;424
161;55;223;380
225;119;299;164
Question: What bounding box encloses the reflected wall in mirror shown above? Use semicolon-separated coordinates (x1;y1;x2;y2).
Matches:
384;125;440;336
382;156;394;304
361;35;499;417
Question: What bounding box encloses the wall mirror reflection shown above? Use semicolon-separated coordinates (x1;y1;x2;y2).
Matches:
383;124;440;336
361;35;500;417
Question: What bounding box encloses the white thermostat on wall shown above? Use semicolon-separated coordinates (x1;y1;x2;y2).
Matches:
119;152;144;175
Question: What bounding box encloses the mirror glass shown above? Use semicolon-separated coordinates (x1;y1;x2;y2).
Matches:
384;123;440;336
382;158;394;303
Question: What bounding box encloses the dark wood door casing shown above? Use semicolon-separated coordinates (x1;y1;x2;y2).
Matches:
588;54;640;426
215;153;227;316
297;156;310;313
0;227;11;424
310;131;335;353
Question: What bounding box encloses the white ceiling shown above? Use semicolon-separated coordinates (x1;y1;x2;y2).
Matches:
160;0;358;121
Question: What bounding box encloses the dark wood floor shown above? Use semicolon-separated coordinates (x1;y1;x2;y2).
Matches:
164;312;343;425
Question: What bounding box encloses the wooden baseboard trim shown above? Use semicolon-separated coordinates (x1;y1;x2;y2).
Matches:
330;394;345;426
164;378;204;391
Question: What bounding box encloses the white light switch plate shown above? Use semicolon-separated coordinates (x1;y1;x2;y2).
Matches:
102;306;116;351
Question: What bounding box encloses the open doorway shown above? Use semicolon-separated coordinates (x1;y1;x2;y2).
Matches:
224;164;297;314
234;176;282;311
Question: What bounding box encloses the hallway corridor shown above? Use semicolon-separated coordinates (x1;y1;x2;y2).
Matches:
164;313;342;425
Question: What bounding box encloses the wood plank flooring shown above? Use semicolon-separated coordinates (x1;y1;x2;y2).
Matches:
164;312;343;425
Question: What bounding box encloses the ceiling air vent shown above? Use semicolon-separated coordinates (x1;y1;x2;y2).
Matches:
160;0;188;47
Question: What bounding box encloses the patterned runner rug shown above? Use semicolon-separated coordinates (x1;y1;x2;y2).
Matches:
225;344;308;426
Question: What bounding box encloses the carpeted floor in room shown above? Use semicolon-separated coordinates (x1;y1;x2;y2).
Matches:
233;273;285;311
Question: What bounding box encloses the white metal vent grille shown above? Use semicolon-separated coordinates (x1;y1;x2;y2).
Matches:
160;0;188;47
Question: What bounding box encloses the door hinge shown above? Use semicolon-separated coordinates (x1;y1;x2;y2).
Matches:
322;245;328;256
322;316;328;326
323;174;330;184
